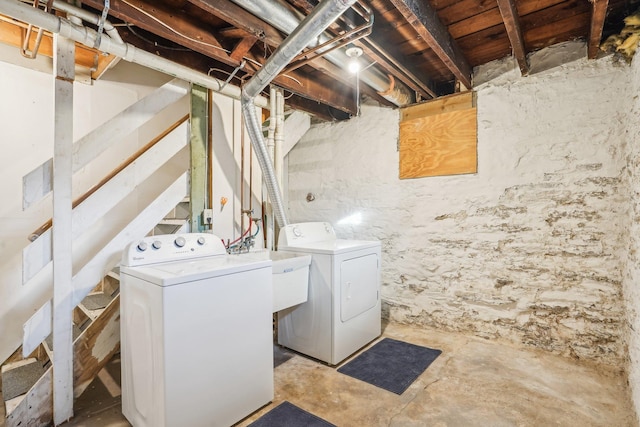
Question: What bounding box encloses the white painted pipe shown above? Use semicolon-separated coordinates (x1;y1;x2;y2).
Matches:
44;0;123;44
274;88;284;189
267;87;276;163
0;0;269;108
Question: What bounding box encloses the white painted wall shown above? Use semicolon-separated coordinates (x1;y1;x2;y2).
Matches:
287;42;630;365
0;58;186;364
624;50;640;419
211;94;265;249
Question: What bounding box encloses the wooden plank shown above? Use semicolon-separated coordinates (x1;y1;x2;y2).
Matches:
81;0;235;66
449;8;503;39
22;301;52;357
0;19;103;70
524;11;591;50
186;0;285;45
73;79;189;174
588;0;609;59
22;116;189;285
401;91;474;122
52;33;75;425
22;78;188;215
399;107;477;179
389;0;472;88
230;36;257;62
72;161;189;307
497;0;529;74
73;295;120;398
6;367;53;427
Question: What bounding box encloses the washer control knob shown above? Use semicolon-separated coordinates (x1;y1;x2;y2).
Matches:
174;236;186;248
197;237;206;245
137;241;148;252
152;240;162;250
293;226;302;237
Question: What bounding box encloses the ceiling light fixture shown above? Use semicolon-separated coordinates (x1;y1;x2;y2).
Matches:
345;46;363;74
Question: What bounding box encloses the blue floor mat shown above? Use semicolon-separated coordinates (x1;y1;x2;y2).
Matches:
248;401;336;427
337;338;442;395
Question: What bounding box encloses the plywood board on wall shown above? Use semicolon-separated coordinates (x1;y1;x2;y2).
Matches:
399;92;477;179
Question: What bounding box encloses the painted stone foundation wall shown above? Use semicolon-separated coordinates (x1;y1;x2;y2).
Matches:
624;50;640;416
287;47;629;365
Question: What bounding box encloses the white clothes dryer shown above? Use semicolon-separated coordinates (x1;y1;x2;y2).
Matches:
277;222;381;365
120;233;273;427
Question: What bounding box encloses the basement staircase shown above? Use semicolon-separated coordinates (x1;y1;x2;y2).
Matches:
0;198;190;427
0;77;193;426
1;272;120;427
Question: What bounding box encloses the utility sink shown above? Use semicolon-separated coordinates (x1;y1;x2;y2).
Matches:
240;250;311;313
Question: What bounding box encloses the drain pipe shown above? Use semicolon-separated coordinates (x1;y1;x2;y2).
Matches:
0;0;268;108
241;0;357;228
230;0;412;106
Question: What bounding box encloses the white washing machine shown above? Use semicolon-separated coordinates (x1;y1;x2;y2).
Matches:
277;222;381;365
120;233;273;427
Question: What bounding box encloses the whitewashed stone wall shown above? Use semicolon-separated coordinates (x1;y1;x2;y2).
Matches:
624;52;640;416
286;47;630;365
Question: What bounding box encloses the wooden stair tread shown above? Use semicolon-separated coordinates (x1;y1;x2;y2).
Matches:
1;358;47;401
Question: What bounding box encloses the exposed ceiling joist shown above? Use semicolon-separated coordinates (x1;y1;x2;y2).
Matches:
496;0;528;75
229;35;257;61
388;0;472;89
81;0;236;65
189;0;390;108
588;0;609;59
186;0;284;45
287;0;436;99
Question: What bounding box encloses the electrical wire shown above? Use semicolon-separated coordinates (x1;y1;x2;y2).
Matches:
121;0;230;54
125;23;191;51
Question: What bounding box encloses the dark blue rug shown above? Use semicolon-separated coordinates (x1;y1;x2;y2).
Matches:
337;338;442;395
248;401;336;427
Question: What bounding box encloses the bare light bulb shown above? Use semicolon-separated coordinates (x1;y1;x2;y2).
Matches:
348;59;361;74
345;46;363;75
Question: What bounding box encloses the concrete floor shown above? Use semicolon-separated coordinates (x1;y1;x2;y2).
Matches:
41;321;638;426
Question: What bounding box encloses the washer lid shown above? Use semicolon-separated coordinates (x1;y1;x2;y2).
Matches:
121;256;271;287
279;238;380;255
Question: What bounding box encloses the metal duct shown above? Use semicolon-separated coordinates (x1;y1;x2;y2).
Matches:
230;0;413;106
242;0;357;228
0;0;269;108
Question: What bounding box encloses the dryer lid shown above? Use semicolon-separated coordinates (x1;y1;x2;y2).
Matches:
279;238;380;255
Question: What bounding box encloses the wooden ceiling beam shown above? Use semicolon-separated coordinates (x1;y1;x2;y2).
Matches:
388;0;472;89
117;27;358;116
496;0;529;75
0;18;117;80
229;36;257;62
588;0;609;59
186;0;284;45
218;27;251;39
287;0;436;98
81;0;236;66
187;0;389;106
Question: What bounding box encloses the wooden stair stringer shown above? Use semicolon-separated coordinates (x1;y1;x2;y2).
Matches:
4;289;121;425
